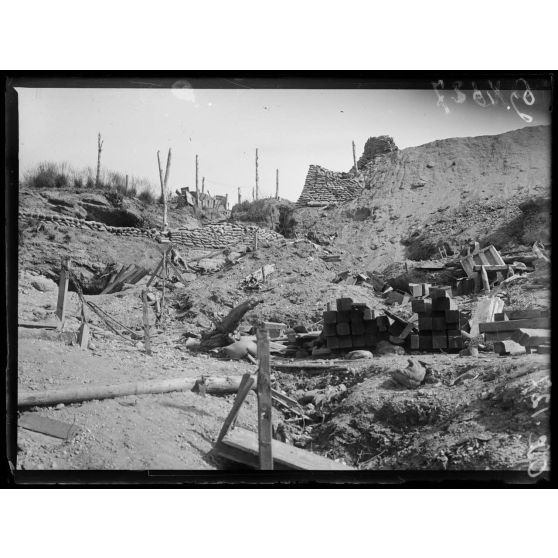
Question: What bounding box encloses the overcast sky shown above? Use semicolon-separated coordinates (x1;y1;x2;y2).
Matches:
17;86;551;202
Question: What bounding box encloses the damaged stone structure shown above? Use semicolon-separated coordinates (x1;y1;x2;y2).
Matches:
297;135;399;207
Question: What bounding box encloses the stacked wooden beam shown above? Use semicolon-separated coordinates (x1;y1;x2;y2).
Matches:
408;283;431;297
480;310;550;342
323;298;380;352
409;287;464;351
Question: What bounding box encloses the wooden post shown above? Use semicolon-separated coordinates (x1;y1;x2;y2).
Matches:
195;154;199;206
253;230;258;251
238;187;241;205
255;148;259;201
352;140;358;175
252;187;255;201
77;322;90;350
56;257;70;325
160;252;167;323
125;174;129;193
275;169;279;199
95;133;103;188
256;326;273;470
202;176;205;194
224;193;228;210
142;290;152;355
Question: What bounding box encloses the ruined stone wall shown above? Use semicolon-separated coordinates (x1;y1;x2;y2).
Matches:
296;164;362;206
19;210;283;248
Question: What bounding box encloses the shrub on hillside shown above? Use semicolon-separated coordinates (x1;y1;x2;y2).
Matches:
138;189;157;204
277;205;296;238
22;162;156;203
23;162;69;189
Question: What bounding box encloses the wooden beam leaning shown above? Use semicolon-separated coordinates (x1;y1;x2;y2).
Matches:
216;373;255;443
56;257;71;325
256;326;273;470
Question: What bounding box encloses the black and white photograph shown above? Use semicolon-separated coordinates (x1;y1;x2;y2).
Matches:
4;74;551;481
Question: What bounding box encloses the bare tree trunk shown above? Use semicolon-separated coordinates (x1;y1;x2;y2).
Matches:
95;133;103;188
157;151;167;230
202;176;205;194
275;169;279;199
163;148;171;230
195;154;199;206
352;140;358;175
238;187;241;205
255;148;259;200
125;174;129;192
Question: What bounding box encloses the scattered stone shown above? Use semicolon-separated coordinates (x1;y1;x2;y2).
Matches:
55;403;65;410
30;276;57;292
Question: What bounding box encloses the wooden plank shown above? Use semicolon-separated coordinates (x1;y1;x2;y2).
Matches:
487;245;505;266
511;328;551;347
460;255;476;278
100;264;134;294
19;413;80;440
479;318;550;333
469;296;504;336
257;326;273;470
216;373;255;443
221;427;354;470
506;309;549;320
476;251;491;266
106;265;141;293
213;440;292;470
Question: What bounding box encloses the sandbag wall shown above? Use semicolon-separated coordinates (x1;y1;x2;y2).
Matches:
168;224;283;249
19;210;283;248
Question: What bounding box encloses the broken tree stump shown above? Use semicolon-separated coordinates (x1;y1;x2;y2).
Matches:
200;298;264;350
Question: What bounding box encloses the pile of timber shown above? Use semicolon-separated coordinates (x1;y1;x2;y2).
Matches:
100;264;149;294
479;308;550;346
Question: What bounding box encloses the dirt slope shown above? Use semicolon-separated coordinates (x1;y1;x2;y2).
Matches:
295;125;550;270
